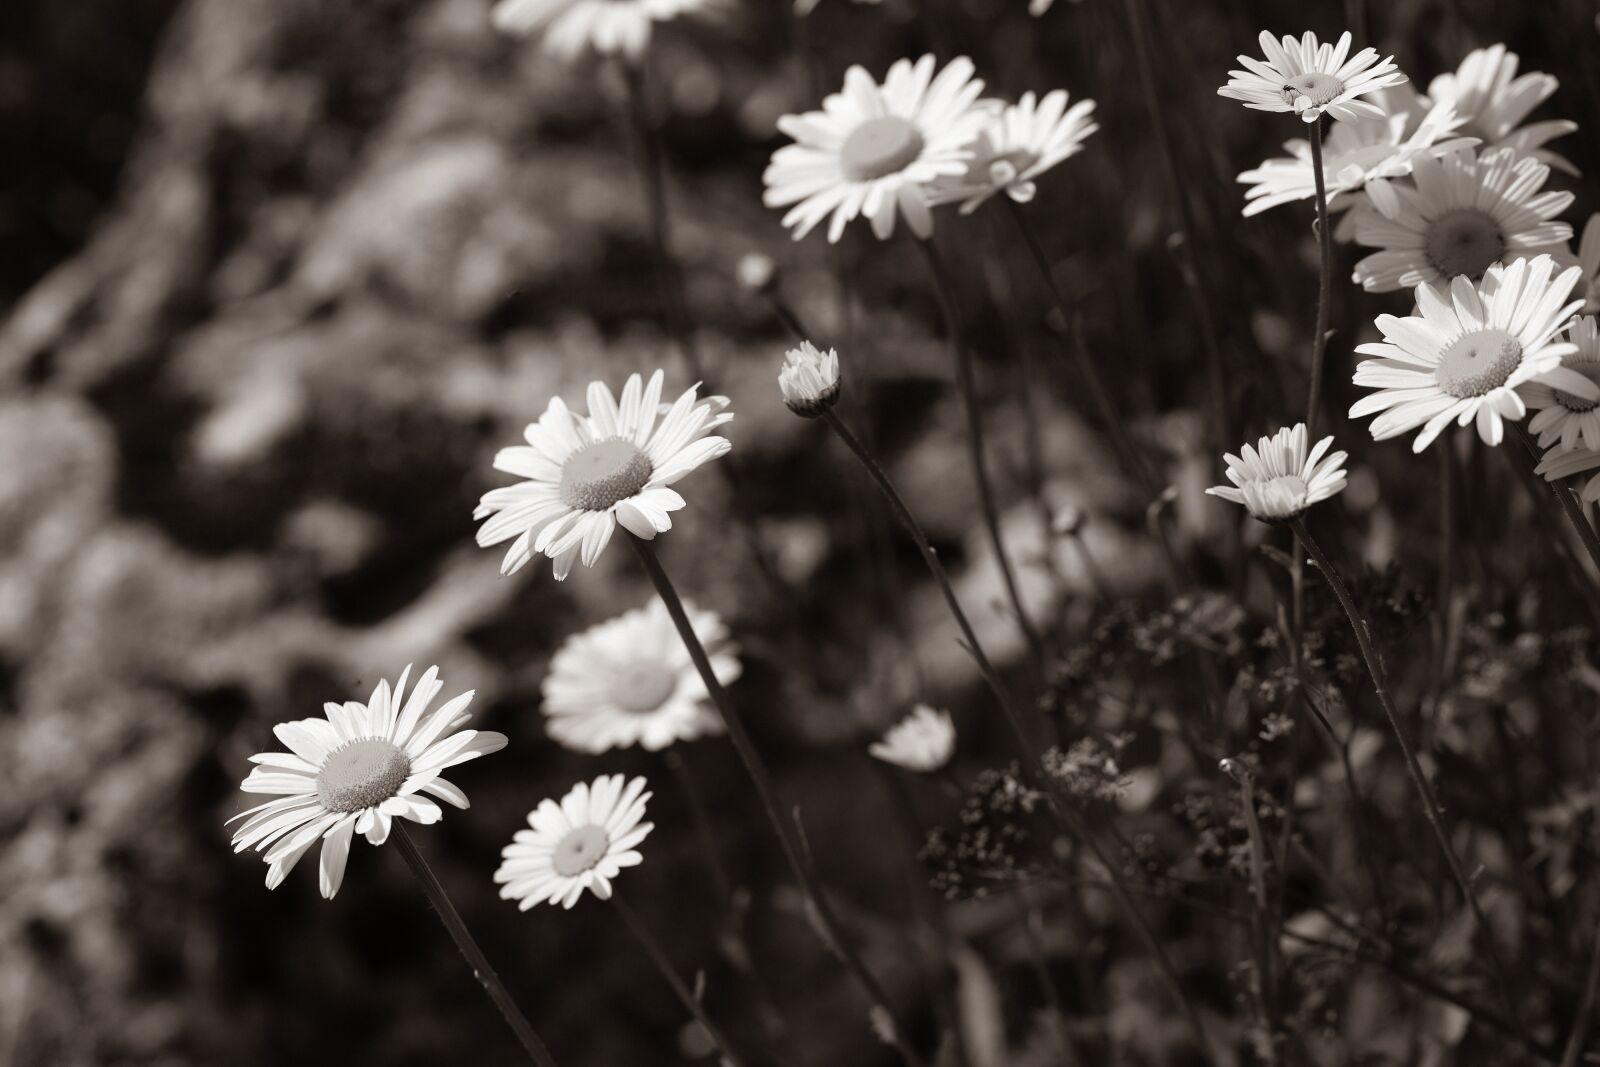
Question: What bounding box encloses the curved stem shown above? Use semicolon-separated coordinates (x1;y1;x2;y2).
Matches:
393;824;560;1067
914;236;1047;673
1290;518;1526;1038
1511;422;1600;581
612;893;750;1067
626;535;929;1067
1305;120;1334;437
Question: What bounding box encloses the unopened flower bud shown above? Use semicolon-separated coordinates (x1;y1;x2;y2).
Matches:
778;341;841;417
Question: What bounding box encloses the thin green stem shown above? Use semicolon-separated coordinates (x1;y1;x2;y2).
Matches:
1305;119;1334;438
392;824;560;1067
627;535;929;1067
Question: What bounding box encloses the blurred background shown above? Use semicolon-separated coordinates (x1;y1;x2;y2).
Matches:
4;0;1600;1064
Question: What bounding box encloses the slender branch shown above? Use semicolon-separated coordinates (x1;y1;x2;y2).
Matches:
626;535;929;1067
1559;900;1600;1067
392;824;560;1067
1305;119;1334;438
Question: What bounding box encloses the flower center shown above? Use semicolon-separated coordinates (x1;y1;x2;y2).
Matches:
552;824;611;877
559;438;652;511
613;661;678;714
1425;209;1505;280
317;739;411;813
1280;72;1345;107
840;116;925;182
1436;329;1523;397
1555;365;1600;412
1241;475;1310;520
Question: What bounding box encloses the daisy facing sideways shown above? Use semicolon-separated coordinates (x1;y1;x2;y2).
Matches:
1206;423;1348;523
1424;44;1578;174
1524;315;1600;454
490;0;713;58
542;598;740;753
1349;257;1595;451
1218;30;1406;124
229;666;507;898
763;54;991;242
496;775;654;909
870;704;956;772
474;370;732;580
929;88;1098;214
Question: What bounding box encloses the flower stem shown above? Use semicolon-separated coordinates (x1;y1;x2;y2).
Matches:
1511;422;1600;582
612;892;751;1067
1289;518;1526;1038
914;236;1047;673
1305;119;1334;438
626;534;929;1067
392;823;560;1067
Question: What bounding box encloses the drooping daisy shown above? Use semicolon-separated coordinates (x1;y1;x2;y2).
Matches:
475;370;732;580
1237;98;1473;218
1349;257;1595;451
490;0;712;59
495;775;653;909
1218;31;1406;124
1577;214;1600;314
1206;423;1348;523
542;598;739;753
1351;147;1573;293
869;704;956;772
1534;441;1600;502
229;666;506;898
929;89;1098;214
1425;44;1578;175
778;341;841;417
1524;316;1600;453
762;54;991;242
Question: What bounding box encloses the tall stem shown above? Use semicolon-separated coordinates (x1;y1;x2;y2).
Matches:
626;535;929;1067
392;824;560;1067
1290;518;1526;1037
914;237;1047;672
1305;120;1334;437
1511;422;1600;580
612;893;750;1067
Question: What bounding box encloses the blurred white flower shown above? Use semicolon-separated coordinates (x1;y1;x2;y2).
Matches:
778;341;841;417
763;55;991;242
1524;316;1600;453
736;252;778;294
1350;257;1592;451
1218;31;1406;123
490;0;712;59
930;89;1097;214
475;370;732;580
1424;44;1578;175
542;599;738;753
495;775;654;909
1351;147;1573;293
1577;214;1600;314
1206;424;1347;522
229;666;506;898
869;705;956;772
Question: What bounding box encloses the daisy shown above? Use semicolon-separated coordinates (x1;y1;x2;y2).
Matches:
762;54;992;242
542;598;739;753
1349;257;1596;451
869;705;956;772
490;0;711;59
1206;423;1348;523
1535;441;1600;502
1237;98;1474;218
1351;147;1573;293
229;666;506;899
1577;214;1600;314
474;370;732;580
1218;31;1406;124
495;775;654;909
1425;44;1578;175
929;88;1098;214
778;341;841;417
1524;316;1600;453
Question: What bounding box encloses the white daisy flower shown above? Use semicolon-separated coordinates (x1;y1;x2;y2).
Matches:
495;775;654;909
1534;440;1600;502
542;598;739;753
1524;316;1600;453
1349;257;1596;451
762;54;992;242
1218;31;1406;124
1576;214;1600;315
1206;423;1348;523
490;0;712;59
1424;44;1578;175
475;370;733;581
1237;98;1474;218
228;666;507;899
869;704;956;772
929;88;1098;214
1351;147;1574;293
778;341;841;417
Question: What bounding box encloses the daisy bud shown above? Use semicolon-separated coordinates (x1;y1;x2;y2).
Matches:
778;341;841;418
737;252;778;295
